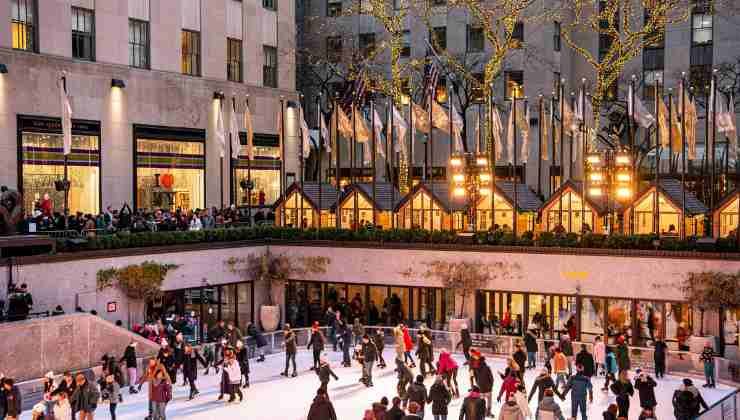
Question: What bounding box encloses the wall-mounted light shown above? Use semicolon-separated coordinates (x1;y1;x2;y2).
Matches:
213;91;225;100
0;64;8;74
111;78;126;88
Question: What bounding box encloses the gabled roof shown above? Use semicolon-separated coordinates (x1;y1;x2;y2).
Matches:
713;189;739;214
629;178;708;216
394;182;468;213
334;182;401;211
272;182;340;211
492;181;543;212
540;180;618;215
394;181;542;213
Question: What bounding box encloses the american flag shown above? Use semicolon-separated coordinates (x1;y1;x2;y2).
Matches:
340;70;366;113
421;62;440;105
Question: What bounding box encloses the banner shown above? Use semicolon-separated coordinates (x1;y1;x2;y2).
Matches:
60;75;73;156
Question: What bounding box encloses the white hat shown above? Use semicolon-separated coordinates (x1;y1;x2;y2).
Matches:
461;324;468;330
45;371;55;379
236;340;243;348
32;402;46;414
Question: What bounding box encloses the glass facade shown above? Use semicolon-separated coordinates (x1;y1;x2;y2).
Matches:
718;196;738;237
11;0;35;51
135;138;205;211
632;191;703;236
285;280;453;330
546;190;595;233
398;190;444;230
339;191;374;229
284;190;316;228
19;118;101;216
155;282;253;344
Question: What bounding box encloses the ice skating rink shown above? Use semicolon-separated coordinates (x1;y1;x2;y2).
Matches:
23;349;734;420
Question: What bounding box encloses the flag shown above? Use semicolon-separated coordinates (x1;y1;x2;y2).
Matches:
320;113;330;153
492;106;503;160
669;97;682;152
422;62;440;105
562;96;576;133
430;100;450;132
353;108;371;143
277;104;283;159
708;77;715;163
229;99;240;160
372;108;386;159
518;102;530;162
244;101;254;160
337;106;353;139
60;75;73;155
412;102;430;133
506;105;515;163
216;101;226;158
657;95;670;148
340;72;366;112
718;93;737;160
474;111;481;154
391;105;408;157
299;104;311;159
451;103;464;153
680;85;698;160
628;83;655;128
541;101;549;161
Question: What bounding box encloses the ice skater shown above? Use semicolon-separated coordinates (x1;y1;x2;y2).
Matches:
247;322;267;363
307;321;326;371
395;357;414;409
223;351;243;403
360;334;378;387
373;329;386;369
235;340;250;388
181;344;207;400
401;324;416;368
316;356;339;393
416;325;436;377
281;324;298;377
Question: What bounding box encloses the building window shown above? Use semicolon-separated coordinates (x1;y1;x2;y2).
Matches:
71;7;95;61
553;72;561;98
327;0;341;17
394;0;407;10
505;71;524;99
263;45;278;88
553;21;561;52
691;12;713;45
467;25;484;52
181;30;201;76
19;117;101;216
326;36;342;63
471;73;485;103
263;0;276;11
435;75;447;103
643;47;664;99
359;33;376;57
129;19;150;69
227;38;243;82
431;26;446;51
511;21;524;47
11;0;36;52
401;30;411;58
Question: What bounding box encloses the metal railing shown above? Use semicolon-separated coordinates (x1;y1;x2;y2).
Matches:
698;389;740;420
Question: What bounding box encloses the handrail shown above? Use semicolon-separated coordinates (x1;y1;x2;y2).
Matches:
697;387;739;419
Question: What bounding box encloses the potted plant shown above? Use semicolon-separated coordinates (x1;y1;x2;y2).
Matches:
425;260;491;332
228;249;329;332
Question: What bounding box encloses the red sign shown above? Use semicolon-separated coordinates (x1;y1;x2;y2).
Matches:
107;302;117;313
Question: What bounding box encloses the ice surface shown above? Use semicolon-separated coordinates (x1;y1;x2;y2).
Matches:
23;349;733;420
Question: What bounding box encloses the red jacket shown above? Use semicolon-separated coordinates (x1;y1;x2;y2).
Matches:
436;351;458;375
498;375;519;401
402;328;413;351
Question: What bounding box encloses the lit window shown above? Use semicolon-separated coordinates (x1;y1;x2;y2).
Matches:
227;38;243;82
326;36;342;63
359;33;376;57
129;19;150;69
72;7;95;61
11;0;35;52
181;30;201;76
136;139;205;211
692;13;713;45
401;30;411;58
505;71;524;99
263;0;277;11
511;22;523;48
327;0;341;16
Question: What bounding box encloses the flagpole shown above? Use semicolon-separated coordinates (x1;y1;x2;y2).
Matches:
334;95;341;229
62;74;69;230
280;96;286;227
629;76;636;235
711;70;718;236
352;105;357;230
537;94;544;198
559;81;565;228
513;96;518;238
230;97;236;214
550;94;555;198
569;92;575;181
669;88;674;173
580;80;586;234
317;92;323;231
429;90;434;230
490;88;496;232
299;93;305;230
246;95;252;224
220;99;225;210
408;99;413;227
680;75;687;240
654;83;660;236
390;97;396;229
371;99;377;227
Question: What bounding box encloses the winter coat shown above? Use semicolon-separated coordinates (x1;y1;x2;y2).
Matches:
615;344;630;371
70;381;99;413
373;331;385;351
372;402;388;420
562;374;593;401
182;350;207;380
514;390;531;418
498;401;525;420
416;333;433;361
284;330;297;354
236;347;250;374
224;360;242;385
394;327;406;353
407;380;428;407
552;353;568;374
576;350;595;377
1;385;22;417
459;392;487;420
634;376;657;408
362;340;378;363
307;394;337;420
100;380;120;404
396;358;414;383
53;399;73;420
700;347;715;365
472;359;494;393
317;363;338;384
225;327;243;347
673;385;708;418
513;350;527;372
436;351;458;375
610;380;635;401
524;332;538;353
387;406;405;420
457;328;473;351
497;375;519;402
593;342;606;364
428;381;452;415
308;330;325;352
150;379;172;403
529;373;559;402
537;396;565;420
120;344;137;368
403;328;414;351
209;325;227;343
605;352;618;374
560;337;573;357
653;341;668;364
247;323;267;348
137;363;171;401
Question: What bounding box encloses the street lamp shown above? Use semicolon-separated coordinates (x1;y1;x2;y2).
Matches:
449;151;492;232
586;149;633;233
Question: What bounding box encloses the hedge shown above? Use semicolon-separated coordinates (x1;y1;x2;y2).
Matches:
52;226;740;254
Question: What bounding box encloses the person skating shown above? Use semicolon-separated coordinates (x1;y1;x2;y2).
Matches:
235;340;250;388
497;371;520;404
593;336;605;377
52;390;72;420
602;403;618;420
513;344;527;376
561;363;594;420
436;349;460;398
223;352;244;403
394;324;407;361
407;376;428;419
149;368;172;420
428;376;452;420
157;342;178;385
282;324;298;377
387;396;406;420
214;347;234;400
653;336;668;379
498;396;525;420
100;374;121;420
209;320;227;367
634;369;657;413
559;334;574;376
417;325;436;377
396;357;415;409
70;373;99;420
524;329;538;369
536;388;565;420
362;333;379;387
374;329;387;369
673;378;709;420
602;347;618;392
340;318;353;367
316;356;339;393
119;341;139;394
609;370;634;419
402;324;416;368
307;321;326;371
136;359;165;419
455;324;473;364
551;347;569;391
469;350;494;418
225;321;243;348
246;322;267;362
459;385;486;420
353;318;365;345
1;378;23;420
528;368;562;403
182;344;207;400
615;335;630;373
307;388;337;420
699;341;716;388
576;344;595;378
171;333;186;386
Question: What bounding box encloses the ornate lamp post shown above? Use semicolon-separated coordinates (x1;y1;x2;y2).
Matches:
586;149;633;233
449;152;492;233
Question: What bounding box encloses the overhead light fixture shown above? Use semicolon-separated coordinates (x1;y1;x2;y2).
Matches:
111;78;126;88
213;91;225;100
0;64;8;74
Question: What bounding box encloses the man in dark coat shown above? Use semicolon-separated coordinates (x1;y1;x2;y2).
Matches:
316;357;339;393
427;376;452;418
615;336;630;373
340;319;353;367
575;344;595;378
182;344;207;400
396;357;414;408
513;344;527;374
471;353;494;417
157;345;178;385
416;326;435;377
653;337;668;378
387;397;405;420
406;376;428;417
459;386;486;420
528;368;562;403
634;369;657;410
246;322;267;362
373;329;387;368
307;388;337;420
361;334;378;386
70;373;99;420
281;324;298;377
455;324;473;363
1;378;22;420
307;322;326;370
524;329;539;369
673;378;709;420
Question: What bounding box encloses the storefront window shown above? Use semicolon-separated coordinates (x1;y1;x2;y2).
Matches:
340;191;374;229
724;307;739;346
528;294;551;337
546;191;594;233
581;297;605;342
237;283;253;331
221;284;237;325
21;131;100;215
719;197;738;237
607;299;632;342
476;193;515;231
634;192;681;235
402;190;444;230
234;168;280;207
284;190;315;227
390;287;409;324
136;139;205;211
554;296;577;338
636;301;664;346
665;302;692;346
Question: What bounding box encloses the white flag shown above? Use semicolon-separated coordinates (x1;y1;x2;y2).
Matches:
392;105;408;157
628;83;655;128
60;75;73;155
521;103;530;163
216;102;226;158
506;106;515;163
229;99;240;160
320;113;330;153
718;93;737;160
299;104;311;159
244;102;254;160
372;108;386;158
492;106;503;160
451;103;464;153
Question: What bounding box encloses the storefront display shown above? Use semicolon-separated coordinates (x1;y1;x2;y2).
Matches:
232;132;281;207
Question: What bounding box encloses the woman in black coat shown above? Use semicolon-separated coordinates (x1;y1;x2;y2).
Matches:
182;345;207;400
247;322;267;362
235;341;251;388
634;371;658;410
427;377;452;417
